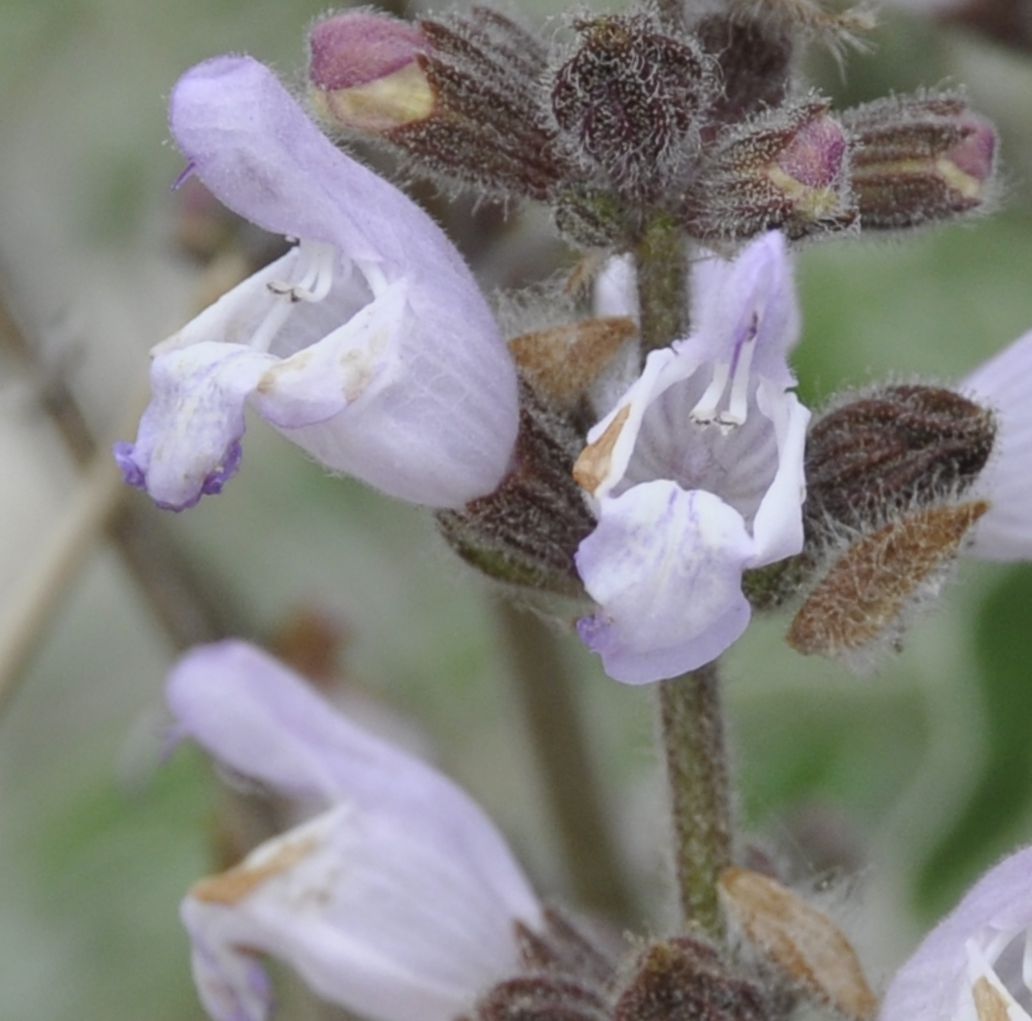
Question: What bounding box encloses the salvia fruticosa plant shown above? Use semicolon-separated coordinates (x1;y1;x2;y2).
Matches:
112;0;1032;1017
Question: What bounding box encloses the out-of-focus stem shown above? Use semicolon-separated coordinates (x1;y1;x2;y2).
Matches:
0;449;126;713
658;663;732;938
0;273;241;663
496;599;636;925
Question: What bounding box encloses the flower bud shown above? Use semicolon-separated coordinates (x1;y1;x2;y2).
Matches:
309;12;434;132
843;93;998;229
804;384;996;533
685;102;855;242
508;316;637;411
467;907;614;1020
552;15;717;199
309;10;567;200
612;938;769;1021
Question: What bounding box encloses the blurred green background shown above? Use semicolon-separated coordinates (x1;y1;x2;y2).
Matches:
3;0;1032;1017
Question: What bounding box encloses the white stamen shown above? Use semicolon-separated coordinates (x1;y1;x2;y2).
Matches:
250;240;339;354
690;362;732;423
249;300;294;355
358;260;390;298
721;335;758;427
689;315;761;429
267;240;338;303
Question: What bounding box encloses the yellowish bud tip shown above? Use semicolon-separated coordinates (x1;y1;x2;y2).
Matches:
309;12;435;133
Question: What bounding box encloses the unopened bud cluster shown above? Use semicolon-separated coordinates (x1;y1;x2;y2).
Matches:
462;866;879;1021
307;4;997;250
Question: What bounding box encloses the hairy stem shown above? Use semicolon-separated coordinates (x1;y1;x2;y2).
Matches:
497;599;636;924
659;663;732;938
635;215;689;357
635;219;732;938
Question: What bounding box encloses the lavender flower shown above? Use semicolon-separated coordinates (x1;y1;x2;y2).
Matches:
880;846;1032;1021
961;329;1032;560
116;56;518;511
168;640;542;1021
572;232;809;684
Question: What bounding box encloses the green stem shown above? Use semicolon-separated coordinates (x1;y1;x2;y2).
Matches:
658;663;732;939
635;215;732;939
496;599;636;924
635;215;689;356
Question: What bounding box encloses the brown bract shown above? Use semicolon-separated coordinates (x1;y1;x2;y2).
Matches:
788;500;989;658
720;867;876;1020
509;317;636;409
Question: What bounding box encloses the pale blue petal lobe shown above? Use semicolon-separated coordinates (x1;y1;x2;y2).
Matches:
576;481;755;684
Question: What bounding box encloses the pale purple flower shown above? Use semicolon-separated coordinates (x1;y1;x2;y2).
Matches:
574;232;809;684
168;640;542;1021
880;846;1032;1021
116;56;518;511
961;329;1032;561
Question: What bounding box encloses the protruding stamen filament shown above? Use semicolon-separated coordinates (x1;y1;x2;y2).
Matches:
250;240;339;354
267;240;338;303
690;363;732;424
688;341;758;428
358;259;390;297
722;335;758;427
249;301;294;355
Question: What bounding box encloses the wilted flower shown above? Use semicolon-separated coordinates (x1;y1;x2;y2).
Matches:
573;232;809;684
116;56;518;511
879;846;1032;1021
168;640;543;1021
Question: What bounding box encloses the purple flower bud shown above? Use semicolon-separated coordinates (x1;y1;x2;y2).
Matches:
685;103;855;243
310;9;567;201
772;112;849;196
309;12;434;133
843;93;998;229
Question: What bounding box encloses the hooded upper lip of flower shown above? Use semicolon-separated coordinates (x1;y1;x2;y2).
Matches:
115;55;518;512
572;231;810;685
168;640;542;1021
879;846;1032;1021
